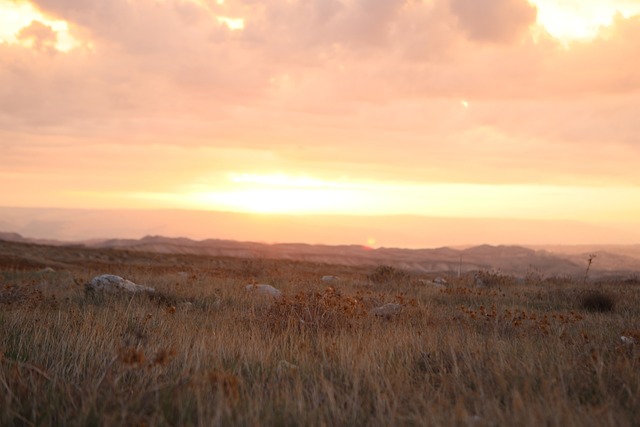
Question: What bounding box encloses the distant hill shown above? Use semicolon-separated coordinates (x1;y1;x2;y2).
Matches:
0;231;66;246
2;232;637;278
0;232;24;242
2;206;639;249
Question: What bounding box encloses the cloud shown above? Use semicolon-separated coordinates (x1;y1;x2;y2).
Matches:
0;0;639;194
449;0;537;43
543;14;640;95
17;20;57;52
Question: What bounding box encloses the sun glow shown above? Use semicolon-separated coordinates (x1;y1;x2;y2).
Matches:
229;173;367;189
135;174;640;222
187;173;368;214
531;0;640;42
191;189;356;214
217;16;245;31
0;0;78;51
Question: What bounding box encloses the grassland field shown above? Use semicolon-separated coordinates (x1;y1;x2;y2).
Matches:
1;241;639;426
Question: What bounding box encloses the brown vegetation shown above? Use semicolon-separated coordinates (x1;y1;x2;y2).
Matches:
580;290;616;313
1;242;640;426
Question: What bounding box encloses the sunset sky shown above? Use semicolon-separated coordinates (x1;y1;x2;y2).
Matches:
1;0;639;246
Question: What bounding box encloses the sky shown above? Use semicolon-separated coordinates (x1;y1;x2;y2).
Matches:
1;0;640;246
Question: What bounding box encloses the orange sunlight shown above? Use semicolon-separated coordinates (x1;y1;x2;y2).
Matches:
1;0;640;246
119;174;640;222
532;0;640;42
183;174;369;214
216;16;245;31
0;0;78;51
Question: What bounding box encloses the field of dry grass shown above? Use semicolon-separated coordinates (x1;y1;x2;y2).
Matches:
1;243;640;426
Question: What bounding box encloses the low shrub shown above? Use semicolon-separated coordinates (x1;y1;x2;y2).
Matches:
475;270;517;288
368;265;411;285
265;286;367;332
580;290;615;313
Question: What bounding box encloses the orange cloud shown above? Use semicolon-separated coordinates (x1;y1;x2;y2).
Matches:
450;0;537;43
17;19;56;51
0;0;639;240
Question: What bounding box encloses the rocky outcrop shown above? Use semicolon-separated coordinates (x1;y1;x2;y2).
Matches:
370;303;403;318
245;284;282;298
85;274;155;295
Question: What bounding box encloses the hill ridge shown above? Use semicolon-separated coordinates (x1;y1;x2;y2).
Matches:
2;232;639;278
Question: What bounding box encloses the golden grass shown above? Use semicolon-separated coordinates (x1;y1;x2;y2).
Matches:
1;257;640;426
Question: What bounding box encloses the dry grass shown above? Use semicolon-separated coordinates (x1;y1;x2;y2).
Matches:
1;252;640;426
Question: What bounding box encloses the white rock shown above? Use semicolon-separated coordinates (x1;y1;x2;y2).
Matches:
86;274;155;294
179;301;194;311
245;284;282;298
276;360;299;375
620;336;636;345
321;275;340;282
434;277;448;285
371;303;403;318
420;279;446;289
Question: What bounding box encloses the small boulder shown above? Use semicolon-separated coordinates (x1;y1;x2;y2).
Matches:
178;301;194;311
321;275;340;282
86;274;155;295
245;284;282;298
621;336;636;345
276;360;299;376
371;303;403;318
419;279;446;289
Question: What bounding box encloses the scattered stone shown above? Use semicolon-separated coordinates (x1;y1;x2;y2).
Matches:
434;276;448;285
85;274;156;295
178;301;194;311
245;284;282;298
620;335;636;345
371;303;403;318
321;275;340;282
276;360;299;375
419;279;446;289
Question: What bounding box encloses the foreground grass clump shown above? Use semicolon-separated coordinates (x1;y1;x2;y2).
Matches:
580;290;616;313
265;286;368;332
1;256;640;426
